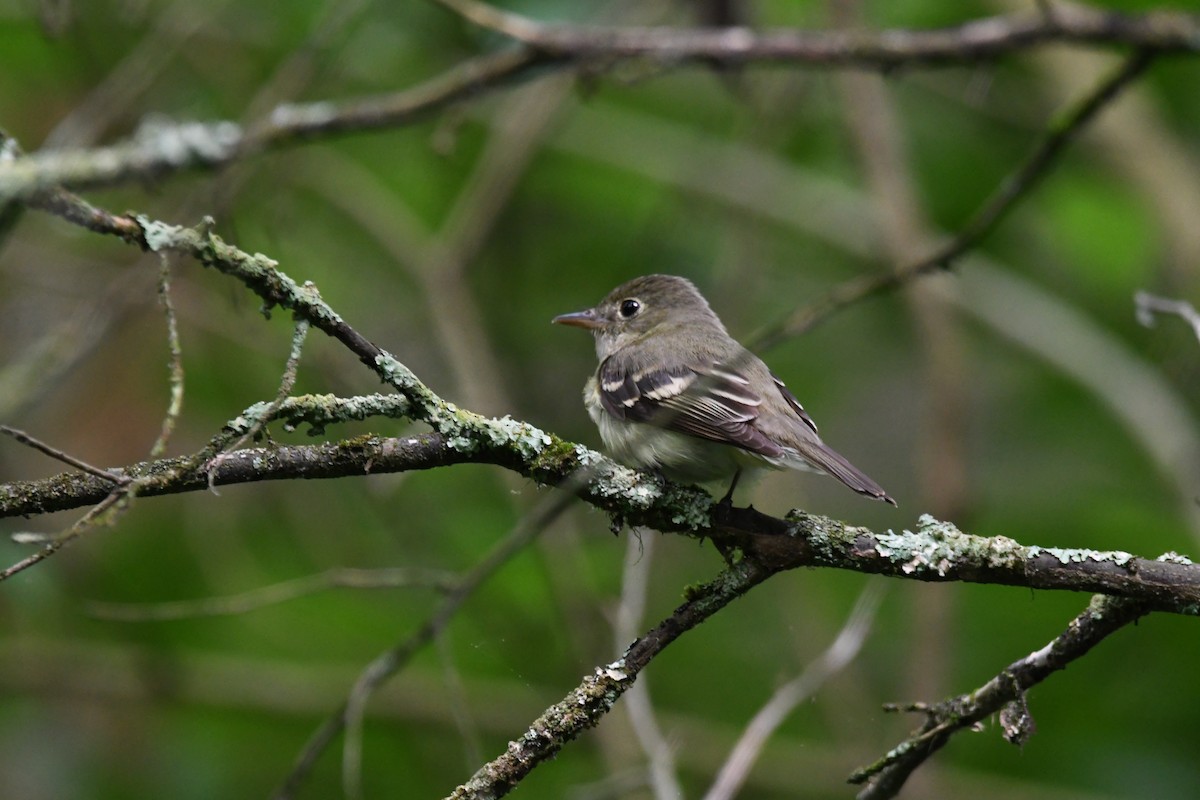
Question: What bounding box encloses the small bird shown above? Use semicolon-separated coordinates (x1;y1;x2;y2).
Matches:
553;274;895;506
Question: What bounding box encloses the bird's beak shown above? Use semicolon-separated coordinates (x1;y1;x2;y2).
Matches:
552;308;604;329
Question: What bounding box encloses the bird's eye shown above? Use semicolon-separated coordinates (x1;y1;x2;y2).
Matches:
619;299;642;318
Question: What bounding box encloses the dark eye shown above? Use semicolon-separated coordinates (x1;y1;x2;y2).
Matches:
619;299;642;318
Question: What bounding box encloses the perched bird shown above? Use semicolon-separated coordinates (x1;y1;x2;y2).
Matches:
553;274;895;505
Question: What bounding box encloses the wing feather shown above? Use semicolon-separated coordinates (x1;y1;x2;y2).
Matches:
597;358;784;458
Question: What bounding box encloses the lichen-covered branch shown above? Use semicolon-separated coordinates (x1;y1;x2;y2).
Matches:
0;49;544;204
5;416;1200;613
1;213;1196;607
851;594;1150;799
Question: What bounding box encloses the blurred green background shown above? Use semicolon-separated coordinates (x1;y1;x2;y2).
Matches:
2;1;1199;798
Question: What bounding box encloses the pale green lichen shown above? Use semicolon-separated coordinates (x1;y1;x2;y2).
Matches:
138;216;186;252
669;499;711;529
783;511;843;560
981;533;1027;570
599;659;629;682
573;444;601;465
870;515;1141;576
873;514;972;576
590;463;657;507
223;393;413;437
134;116;242;165
374;353;420;388
1157;551;1194;565
1026;545;1134;566
485;416;553;458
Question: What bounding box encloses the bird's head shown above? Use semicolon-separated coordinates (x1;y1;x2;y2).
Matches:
552;274;726;360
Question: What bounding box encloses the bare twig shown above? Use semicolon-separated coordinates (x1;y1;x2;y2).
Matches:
704;581;885;800
205;316;310;480
85;567;457;621
0;425;130;485
273;489;573;800
1135;291;1200;344
0;408;136;574
149;254;185;457
1;489;130;578
851;592;1153;799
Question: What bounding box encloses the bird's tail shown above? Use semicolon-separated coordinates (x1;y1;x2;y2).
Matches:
794;442;896;506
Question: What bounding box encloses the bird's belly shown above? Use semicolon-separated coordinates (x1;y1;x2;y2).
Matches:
594;413;754;484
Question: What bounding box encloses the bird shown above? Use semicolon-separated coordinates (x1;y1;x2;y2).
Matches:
552;274;895;506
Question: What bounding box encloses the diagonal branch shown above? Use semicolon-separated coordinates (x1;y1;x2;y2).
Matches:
851;594;1150;799
704;581;886;800
272;490;573;800
444;556;775;799
751;47;1156;348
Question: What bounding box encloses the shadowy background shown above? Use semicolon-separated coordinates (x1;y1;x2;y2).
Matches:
1;1;1199;798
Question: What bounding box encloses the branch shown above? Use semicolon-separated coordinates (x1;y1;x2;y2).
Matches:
0;48;545;204
86;567;458;621
704;582;885;800
444;557;775;799
273;490;573;800
6;424;1200;612
4;7;1199;204
851;593;1150;799
751;48;1156;348
436;1;1200;64
0;213;1196;609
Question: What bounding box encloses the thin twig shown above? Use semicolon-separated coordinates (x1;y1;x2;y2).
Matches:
615;533;683;800
85;567;458;621
272;489;572;800
205;316;311;483
0;424;134;573
1;489;129;578
1135;290;1200;344
750;48;1156;350
703;581;885;800
149;253;185;457
0;425;129;485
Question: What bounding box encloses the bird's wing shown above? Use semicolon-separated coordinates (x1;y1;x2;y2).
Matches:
596;358;786;458
770;372;819;434
598;356;896;504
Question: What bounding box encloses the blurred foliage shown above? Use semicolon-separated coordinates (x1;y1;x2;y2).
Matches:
2;1;1200;798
